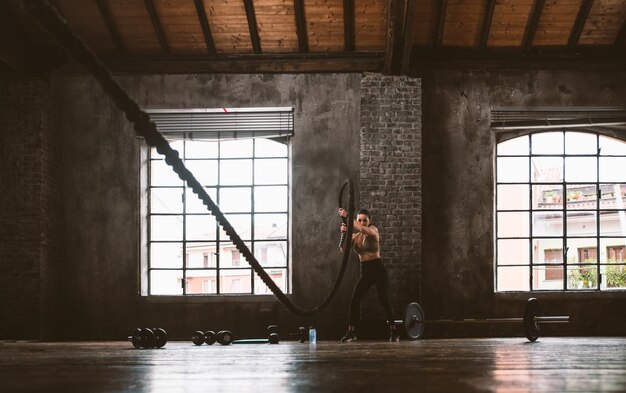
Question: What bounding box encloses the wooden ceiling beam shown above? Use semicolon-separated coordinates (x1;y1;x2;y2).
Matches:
523;0;545;52
383;0;405;75
293;0;308;52
400;0;417;74
243;0;262;54
479;0;496;49
568;0;594;52
434;0;447;49
96;0;125;55
144;0;170;55
343;0;355;51
616;19;626;47
89;52;384;74
193;0;216;55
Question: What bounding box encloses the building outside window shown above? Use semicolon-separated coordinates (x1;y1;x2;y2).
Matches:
495;131;626;291
144;108;293;295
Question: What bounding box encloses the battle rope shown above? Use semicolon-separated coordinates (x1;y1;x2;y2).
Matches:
25;0;355;317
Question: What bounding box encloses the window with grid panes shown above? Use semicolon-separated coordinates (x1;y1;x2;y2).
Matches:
145;108;292;296
495;131;626;291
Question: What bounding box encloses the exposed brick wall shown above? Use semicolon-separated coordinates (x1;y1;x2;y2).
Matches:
359;73;422;324
0;76;61;339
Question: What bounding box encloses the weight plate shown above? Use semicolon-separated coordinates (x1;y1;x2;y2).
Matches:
403;302;425;340
268;333;280;344
154;328;167;348
192;331;205;346
130;328;142;348
142;328;156;349
523;297;541;342
204;330;217;345
267;325;279;335
217;330;234;345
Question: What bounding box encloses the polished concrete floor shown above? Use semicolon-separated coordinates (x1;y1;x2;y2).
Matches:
1;337;625;392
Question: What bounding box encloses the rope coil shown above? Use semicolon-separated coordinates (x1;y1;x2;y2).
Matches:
25;0;355;316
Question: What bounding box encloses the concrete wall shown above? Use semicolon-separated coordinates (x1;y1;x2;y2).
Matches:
422;70;626;337
55;73;363;340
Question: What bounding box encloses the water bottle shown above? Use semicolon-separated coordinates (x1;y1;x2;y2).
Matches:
308;325;317;344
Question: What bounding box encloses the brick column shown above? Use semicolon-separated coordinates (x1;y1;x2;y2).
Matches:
359;73;422;322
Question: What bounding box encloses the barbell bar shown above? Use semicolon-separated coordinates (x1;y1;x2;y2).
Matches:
396;298;570;342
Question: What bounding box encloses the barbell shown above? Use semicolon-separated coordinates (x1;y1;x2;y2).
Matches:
396;298;570;342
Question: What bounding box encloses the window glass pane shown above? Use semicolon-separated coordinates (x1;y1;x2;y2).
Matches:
220;269;252;294
220;139;253;158
533;185;562;209
219;187;251;212
150;270;183;295
532;211;563;237
255;186;288;212
255;159;288;185
256;138;288;157
186;270;217;294
150;242;184;268
567;265;597;290
185;160;218;186
565;184;596;209
566;211;596;237
220;159;253;185
151;188;183;214
566;239;597;264
186;215;217;240
497;157;528;182
220;160;252;186
599;184;626;207
498;184;530;211
254;241;287;267
221;214;252;240
255;268;287;294
532;132;563;154
533;266;564;290
186;242;217;268
565;132;597;155
151;160;183;186
601;264;626;290
601;211;626;236
255;214;288;240
531;157;563;183
497;266;529;291
599;157;626;182
219;242;251;268
533;239;563;263
151;140;183;159
600;238;626;263
599;135;626;155
151;216;183;240
497;212;529;238
497;136;528;156
185;140;218;159
497;239;529;265
186;187;217;213
565;157;597;182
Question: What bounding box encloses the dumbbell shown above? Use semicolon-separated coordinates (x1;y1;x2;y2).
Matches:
232;325;280;344
192;330;233;345
129;327;167;349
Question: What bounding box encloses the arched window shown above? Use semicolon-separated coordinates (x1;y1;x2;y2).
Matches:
495;131;626;291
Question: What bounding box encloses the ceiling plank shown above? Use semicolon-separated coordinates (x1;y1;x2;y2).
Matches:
96;0;125;55
243;0;262;54
293;0;308;52
193;0;216;55
400;0;417;74
435;0;447;49
144;0;170;55
568;0;594;52
92;52;384;74
523;0;545;52
383;0;405;74
479;0;496;49
343;0;355;51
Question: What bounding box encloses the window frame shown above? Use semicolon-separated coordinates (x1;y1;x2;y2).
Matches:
495;130;626;292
